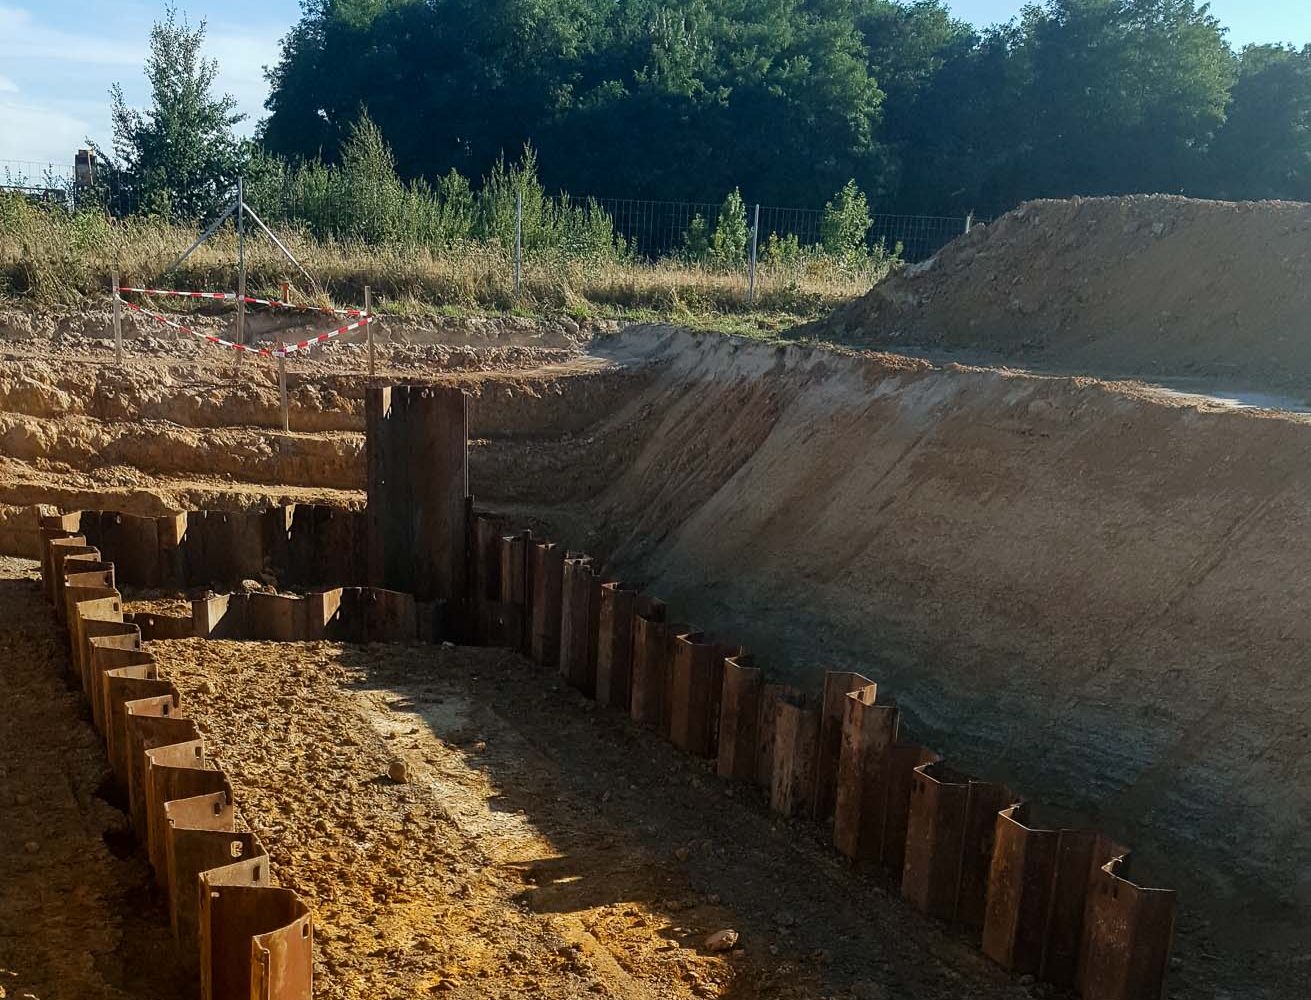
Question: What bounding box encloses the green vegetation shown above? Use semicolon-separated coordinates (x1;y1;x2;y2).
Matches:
258;0;1311;215
0;189;884;335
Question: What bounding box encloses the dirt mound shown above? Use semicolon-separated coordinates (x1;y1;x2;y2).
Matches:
813;195;1311;392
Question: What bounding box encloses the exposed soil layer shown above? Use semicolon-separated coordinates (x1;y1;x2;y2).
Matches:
7;315;1311;998
481;329;1310;1000
0;557;191;1000
811;195;1311;395
147;632;1021;1000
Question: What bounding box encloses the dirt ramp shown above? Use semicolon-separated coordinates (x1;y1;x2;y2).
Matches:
814;195;1311;391
516;329;1311;992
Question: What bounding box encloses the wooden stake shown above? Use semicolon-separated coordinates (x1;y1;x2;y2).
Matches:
366;285;375;377
111;268;122;364
278;352;290;433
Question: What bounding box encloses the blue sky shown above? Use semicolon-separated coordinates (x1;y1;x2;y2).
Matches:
2;0;1310;172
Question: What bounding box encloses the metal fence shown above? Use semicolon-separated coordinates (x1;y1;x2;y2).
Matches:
0;157;979;264
590;197;974;262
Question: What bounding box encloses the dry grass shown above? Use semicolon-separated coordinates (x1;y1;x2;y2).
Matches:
0;197;884;334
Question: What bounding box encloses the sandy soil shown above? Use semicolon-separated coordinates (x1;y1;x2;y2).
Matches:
0;556;191;1000
146;631;1026;1000
811;195;1311;396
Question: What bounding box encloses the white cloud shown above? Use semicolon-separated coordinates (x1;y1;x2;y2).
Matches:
0;75;17;93
0;98;92;168
0;4;144;66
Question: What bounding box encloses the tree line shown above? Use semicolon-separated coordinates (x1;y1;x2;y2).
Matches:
252;0;1311;216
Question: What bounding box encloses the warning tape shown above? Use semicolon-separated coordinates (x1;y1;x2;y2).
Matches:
119;299;275;357
278;315;375;357
117;287;365;317
117;296;375;359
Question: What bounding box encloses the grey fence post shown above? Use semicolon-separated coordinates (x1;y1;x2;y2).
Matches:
964;211;974;234
514;191;523;295
234;176;246;368
747;203;761;307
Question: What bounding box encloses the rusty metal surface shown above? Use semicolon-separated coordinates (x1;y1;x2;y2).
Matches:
833;680;899;861
200;882;311;1000
628;600;669;728
163;790;264;956
754;682;800;791
145;741;231;887
1077;851;1176;1000
669;634;736;759
595;580;636;711
103;670;171;783
124;705;195;838
89;642;150;734
77;620;140;712
769;692;820;817
902;762;972;919
813;672;874;823
42;524;316;1000
470;512;508;643
529;541;564;668
902;762;1011;924
717;653;762;781
874;743;941;873
559;555;600;695
982;803;1103;985
498;530;533;653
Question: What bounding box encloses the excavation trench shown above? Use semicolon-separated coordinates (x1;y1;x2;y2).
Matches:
5;323;1311;999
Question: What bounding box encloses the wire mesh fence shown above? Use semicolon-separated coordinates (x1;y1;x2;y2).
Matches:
0;157;981;265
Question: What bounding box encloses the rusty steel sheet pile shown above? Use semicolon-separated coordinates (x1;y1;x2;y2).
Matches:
21;377;1179;1000
37;520;314;1000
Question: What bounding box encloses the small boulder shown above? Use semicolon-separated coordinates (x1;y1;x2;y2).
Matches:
704;929;738;952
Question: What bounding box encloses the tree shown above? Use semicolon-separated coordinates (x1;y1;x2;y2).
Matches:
1207;45;1311;201
105;5;247;219
821;180;873;262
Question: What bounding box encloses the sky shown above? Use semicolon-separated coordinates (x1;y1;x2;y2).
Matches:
2;0;1310;174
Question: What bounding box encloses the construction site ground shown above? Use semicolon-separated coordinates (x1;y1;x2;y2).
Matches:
4;559;1036;1000
7;195;1311;1000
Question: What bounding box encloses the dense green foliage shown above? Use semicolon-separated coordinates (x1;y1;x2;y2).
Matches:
260;0;1311;214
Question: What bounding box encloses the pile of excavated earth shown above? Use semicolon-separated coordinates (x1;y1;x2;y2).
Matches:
3;194;1310;1000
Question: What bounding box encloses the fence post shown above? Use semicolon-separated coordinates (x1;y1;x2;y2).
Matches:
111;267;122;365
234;176;246;367
110;267;123;366
366;284;375;378
748;203;761;308
965;211;974;235
513;191;523;296
278;350;289;433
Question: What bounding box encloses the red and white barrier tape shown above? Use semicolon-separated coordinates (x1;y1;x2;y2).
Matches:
117;295;375;359
119;298;275;357
118;286;364;317
278;315;375;357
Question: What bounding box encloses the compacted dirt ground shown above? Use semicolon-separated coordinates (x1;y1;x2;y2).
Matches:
146;632;1025;1000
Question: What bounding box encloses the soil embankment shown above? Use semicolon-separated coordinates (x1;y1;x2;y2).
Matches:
464;327;1311;999
812;195;1311;396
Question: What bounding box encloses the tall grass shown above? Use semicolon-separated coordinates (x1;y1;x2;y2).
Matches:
0;193;889;326
0;120;897;327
